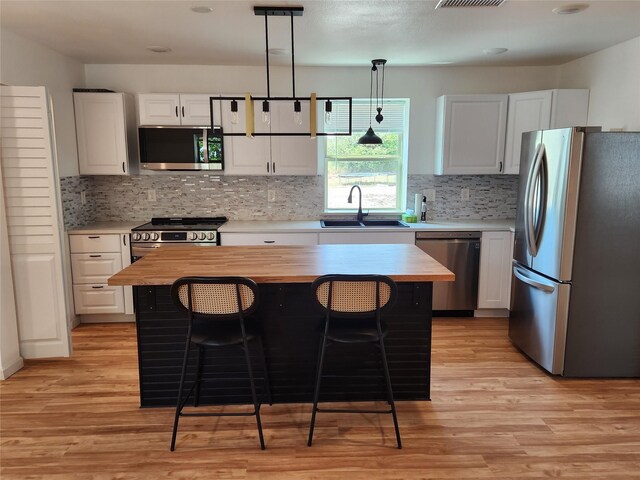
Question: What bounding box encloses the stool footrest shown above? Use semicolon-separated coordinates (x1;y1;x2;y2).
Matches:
316;407;393;414
180;410;258;418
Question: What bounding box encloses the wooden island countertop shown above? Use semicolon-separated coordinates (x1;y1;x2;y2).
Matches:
109;244;454;286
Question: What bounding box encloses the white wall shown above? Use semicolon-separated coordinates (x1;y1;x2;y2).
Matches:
558;36;640;131
85;63;558;174
0;167;23;380
0;28;85;176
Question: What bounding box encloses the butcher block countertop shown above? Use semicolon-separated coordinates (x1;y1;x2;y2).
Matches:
108;244;455;286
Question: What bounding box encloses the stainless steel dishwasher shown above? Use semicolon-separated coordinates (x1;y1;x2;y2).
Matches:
415;231;481;313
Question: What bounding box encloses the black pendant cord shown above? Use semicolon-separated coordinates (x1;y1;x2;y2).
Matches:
380;62;385;112
290;14;296;99
264;14;271;99
369;67;374;128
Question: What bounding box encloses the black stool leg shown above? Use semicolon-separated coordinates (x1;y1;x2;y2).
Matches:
194;345;204;407
257;336;273;406
308;335;328;447
170;338;192;451
378;337;402;449
242;338;266;450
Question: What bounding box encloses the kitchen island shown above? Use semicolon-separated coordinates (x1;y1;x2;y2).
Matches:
109;244;453;407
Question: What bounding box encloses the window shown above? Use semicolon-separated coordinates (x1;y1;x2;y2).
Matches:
323;99;409;213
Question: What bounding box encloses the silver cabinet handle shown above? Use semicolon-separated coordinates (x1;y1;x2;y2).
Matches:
512;263;555;293
89;254;101;258
175;106;178;117
91;285;104;289
88;235;100;239
263;240;275;244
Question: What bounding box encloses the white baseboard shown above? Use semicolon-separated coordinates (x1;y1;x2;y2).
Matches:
79;313;135;324
1;357;24;380
474;308;510;318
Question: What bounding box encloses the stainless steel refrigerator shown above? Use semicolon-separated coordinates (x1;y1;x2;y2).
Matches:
509;127;640;377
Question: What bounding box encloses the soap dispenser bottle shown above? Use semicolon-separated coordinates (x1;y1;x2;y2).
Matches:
420;195;427;222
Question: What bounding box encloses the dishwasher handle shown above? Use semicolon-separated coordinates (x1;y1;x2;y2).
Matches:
416;231;481;240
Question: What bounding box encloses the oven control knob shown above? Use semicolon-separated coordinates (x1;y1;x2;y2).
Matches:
142;233;150;241
207;232;216;241
199;232;206;240
150;232;159;241
132;233;141;241
189;232;198;241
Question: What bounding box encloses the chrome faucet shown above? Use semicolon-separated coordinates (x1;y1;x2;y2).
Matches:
347;185;366;222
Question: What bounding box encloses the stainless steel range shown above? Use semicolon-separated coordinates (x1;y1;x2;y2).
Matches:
131;217;227;261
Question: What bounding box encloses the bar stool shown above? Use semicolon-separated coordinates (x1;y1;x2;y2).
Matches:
307;274;402;449
169;276;271;451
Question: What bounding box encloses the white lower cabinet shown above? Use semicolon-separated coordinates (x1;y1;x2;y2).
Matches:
221;232;318;246
319;231;415;245
69;233;133;317
477;230;514;309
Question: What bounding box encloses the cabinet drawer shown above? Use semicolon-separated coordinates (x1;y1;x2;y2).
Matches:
319;232;415;245
69;234;121;253
221;232;318;246
71;253;123;284
73;285;125;315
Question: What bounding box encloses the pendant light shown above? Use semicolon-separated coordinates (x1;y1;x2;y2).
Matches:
358;59;387;145
211;6;353;138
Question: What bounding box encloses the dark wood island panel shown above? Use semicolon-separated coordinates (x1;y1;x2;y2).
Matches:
135;282;433;407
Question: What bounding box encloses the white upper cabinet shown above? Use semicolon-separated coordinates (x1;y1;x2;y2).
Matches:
435;94;508;175
74;92;137;175
138;93;216;126
220;95;317;176
270;101;317;175
503;89;589;174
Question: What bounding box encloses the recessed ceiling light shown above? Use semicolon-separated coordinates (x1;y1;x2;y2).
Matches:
268;48;290;56
147;46;172;53
483;47;508;55
191;6;213;13
552;4;589;15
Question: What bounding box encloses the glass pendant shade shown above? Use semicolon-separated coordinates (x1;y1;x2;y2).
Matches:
357;126;383;145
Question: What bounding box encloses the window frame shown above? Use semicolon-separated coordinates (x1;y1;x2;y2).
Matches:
321;98;410;215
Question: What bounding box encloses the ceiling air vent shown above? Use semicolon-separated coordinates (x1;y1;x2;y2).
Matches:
435;0;505;8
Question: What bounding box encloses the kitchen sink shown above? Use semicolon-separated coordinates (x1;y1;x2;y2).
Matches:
320;220;364;227
361;220;409;227
320;219;410;228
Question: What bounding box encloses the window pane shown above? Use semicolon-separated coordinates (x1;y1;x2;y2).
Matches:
324;99;409;212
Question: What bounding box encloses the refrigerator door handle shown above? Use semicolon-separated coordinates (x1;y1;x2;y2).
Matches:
512;263;555;294
533;147;548;253
525;143;545;257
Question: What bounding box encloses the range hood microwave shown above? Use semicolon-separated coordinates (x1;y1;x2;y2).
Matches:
138;126;223;171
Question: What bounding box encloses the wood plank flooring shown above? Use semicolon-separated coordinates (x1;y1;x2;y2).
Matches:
1;318;639;479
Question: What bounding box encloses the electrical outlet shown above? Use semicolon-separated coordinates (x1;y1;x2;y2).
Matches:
424;189;436;202
148;189;157;202
80;191;87;206
461;188;470;202
267;188;276;202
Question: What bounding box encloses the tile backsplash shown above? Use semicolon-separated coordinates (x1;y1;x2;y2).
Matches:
60;174;518;228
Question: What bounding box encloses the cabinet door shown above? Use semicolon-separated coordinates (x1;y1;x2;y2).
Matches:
138;94;180;125
270;101;317;175
120;233;134;315
549;89;589;128
74;93;129;175
220;95;271;175
319;232;415;245
435;95;508;175
221;232;318;246
180;94;215;126
504;91;552;175
477;231;514;309
71;253;123;284
73;285;125;314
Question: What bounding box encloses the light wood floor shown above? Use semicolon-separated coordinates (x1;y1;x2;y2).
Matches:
1;318;639;479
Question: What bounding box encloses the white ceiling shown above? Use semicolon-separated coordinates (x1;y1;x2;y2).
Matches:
2;0;640;67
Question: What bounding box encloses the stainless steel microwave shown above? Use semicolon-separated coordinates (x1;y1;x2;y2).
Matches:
138;127;224;171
